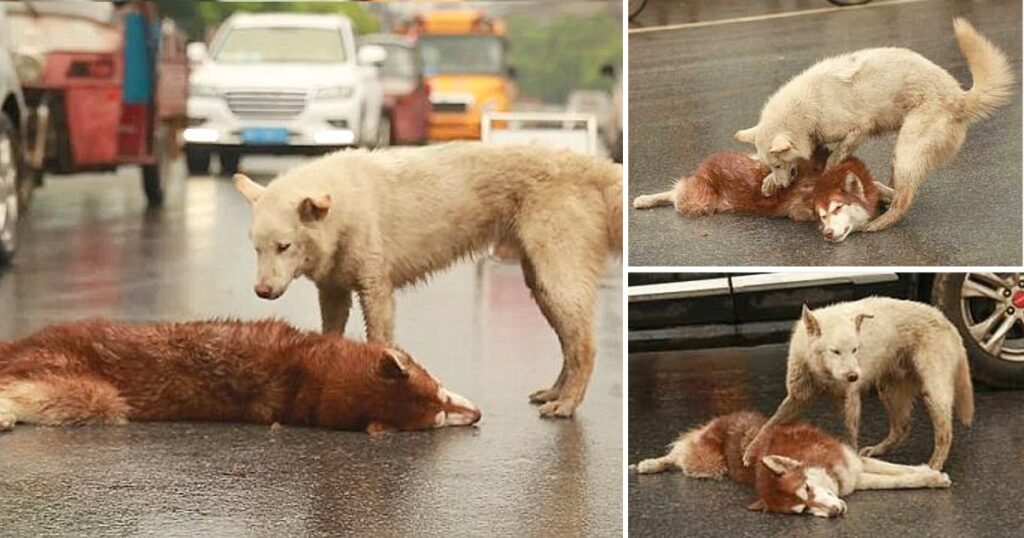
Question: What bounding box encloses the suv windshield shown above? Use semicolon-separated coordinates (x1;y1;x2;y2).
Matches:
215;27;347;63
418;35;505;75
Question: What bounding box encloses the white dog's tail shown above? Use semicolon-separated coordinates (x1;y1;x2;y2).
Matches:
954;354;975;426
953;18;1014;123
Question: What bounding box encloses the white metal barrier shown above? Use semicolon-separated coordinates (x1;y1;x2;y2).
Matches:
481;111;600;156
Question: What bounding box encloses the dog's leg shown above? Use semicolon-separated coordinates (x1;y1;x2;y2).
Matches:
632;189;675;210
522;257;567;404
861;382;915;457
827;129;865;169
843;389;861;450
860;457;933;476
874;182;895;203
635;455;678;474
318;283;352;335
862;113;967;232
922;384;955;470
855;469;950;490
0;375;129;431
742;393;808;466
358;279;396;344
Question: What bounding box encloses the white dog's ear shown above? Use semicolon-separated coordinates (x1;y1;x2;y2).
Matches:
802;304;821;337
762;455;801;476
734;127;758;144
233;174;265;204
298;194;332;222
769;134;793;154
854;313;874;332
843;172;865;198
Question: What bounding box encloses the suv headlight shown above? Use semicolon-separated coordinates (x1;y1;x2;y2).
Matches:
317;86;353;100
190;84;221;98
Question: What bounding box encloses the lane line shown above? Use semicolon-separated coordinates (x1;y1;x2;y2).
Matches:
629;0;931;35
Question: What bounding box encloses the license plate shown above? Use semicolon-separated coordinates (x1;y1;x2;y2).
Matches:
241;127;289;145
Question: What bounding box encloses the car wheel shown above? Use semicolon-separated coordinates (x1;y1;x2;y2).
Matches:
932;273;1024;388
219;151;240;177
186;146;211;176
0;114;22;265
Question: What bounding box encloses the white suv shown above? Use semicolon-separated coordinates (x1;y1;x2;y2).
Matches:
184;13;386;176
0;3;27;264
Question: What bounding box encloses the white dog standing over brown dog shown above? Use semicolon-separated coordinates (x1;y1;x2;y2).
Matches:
734;18;1014;231
234;142;622;418
743;297;974;470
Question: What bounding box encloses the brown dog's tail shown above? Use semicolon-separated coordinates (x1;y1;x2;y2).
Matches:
954;18;1014;124
954;354;975;426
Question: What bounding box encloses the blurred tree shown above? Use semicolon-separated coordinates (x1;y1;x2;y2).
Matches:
505;12;622;104
153;1;380;40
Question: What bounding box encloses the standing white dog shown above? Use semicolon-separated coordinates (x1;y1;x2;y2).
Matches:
734;18;1014;230
234;142;622;418
742;297;974;470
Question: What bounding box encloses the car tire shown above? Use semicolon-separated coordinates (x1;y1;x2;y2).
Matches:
932;272;1024;388
186;147;211;176
219;151;240;177
0;114;23;265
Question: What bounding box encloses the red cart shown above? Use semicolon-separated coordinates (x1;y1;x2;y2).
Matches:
6;0;188;207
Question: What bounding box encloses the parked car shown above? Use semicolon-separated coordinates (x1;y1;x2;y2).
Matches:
628;272;1024;388
184;13;387;176
565;89;614;154
0;3;28;264
358;34;430;145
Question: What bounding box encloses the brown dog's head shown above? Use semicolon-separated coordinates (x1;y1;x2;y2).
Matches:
750;455;847;518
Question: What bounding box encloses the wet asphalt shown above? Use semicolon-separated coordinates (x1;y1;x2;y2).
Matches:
628;0;1022;266
0;156;623;536
628;344;1024;537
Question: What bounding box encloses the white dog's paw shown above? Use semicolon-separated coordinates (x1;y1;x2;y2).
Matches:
538;399;577;419
931;472;952;488
859;445;885;457
636;459;662;474
761;173;789;197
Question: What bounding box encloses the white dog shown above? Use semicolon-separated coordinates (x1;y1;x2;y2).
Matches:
233;142;622;418
735;18;1013;230
742;297;974;470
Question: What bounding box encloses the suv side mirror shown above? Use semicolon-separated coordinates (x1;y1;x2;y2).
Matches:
187;42;208;64
358;44;387;66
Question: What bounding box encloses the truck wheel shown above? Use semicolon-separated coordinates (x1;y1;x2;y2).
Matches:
186;147;211;176
932;273;1024;388
0;115;23;264
219;151;240;177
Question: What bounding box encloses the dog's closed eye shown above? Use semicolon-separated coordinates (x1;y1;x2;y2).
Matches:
277;242;291;253
831;204;844;214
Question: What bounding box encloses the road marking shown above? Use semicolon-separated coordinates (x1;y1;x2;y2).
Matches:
629;0;931;35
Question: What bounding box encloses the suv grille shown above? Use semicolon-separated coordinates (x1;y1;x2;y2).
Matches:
225;90;308;119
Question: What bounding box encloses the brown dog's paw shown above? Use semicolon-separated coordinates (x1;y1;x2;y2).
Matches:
538;400;577;419
0;412;15;432
528;387;560;404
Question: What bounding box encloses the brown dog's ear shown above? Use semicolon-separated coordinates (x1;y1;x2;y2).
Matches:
843;172;865;198
378;348;410;379
761;455;801;476
747;499;768;512
734;126;757;144
298;194;332;222
233;174;265;204
854;313;874;332
769;134;793;154
802;304;820;337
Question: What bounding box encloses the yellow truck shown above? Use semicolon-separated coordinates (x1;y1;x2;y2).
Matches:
404;11;515;140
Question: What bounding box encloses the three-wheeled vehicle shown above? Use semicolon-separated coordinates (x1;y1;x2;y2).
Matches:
5;0;187;208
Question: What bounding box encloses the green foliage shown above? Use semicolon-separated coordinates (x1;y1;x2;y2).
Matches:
505;12;622;104
154;1;380;40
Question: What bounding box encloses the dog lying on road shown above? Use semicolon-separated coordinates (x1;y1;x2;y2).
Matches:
635;411;951;517
234;142;623;419
735;18;1013;231
632;146;891;242
0;319;480;434
743;298;974;470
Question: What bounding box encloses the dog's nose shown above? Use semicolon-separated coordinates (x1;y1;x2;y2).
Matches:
254;284;273;298
823;229;835;239
846;372;859;383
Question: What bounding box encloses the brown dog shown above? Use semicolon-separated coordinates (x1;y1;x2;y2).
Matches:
0;319;480;433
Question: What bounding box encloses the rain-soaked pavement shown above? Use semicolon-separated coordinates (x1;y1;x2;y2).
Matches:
0;157;623;536
628;344;1024;537
628;0;1022;266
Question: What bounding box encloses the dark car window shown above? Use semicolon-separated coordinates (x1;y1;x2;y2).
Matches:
378;44;418;80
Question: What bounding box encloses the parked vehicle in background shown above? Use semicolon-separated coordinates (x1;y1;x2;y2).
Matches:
0;3;28;264
358;34;430;145
4;0;187;207
400;10;515;141
184;13;387;177
628;272;1024;388
565;90;614;153
603;63;622;163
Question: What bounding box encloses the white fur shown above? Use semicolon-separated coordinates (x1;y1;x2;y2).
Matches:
736;18;1014;230
820;200;872;242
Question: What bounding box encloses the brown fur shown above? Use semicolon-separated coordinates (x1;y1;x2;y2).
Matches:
810;158;882;218
0;319;480;433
